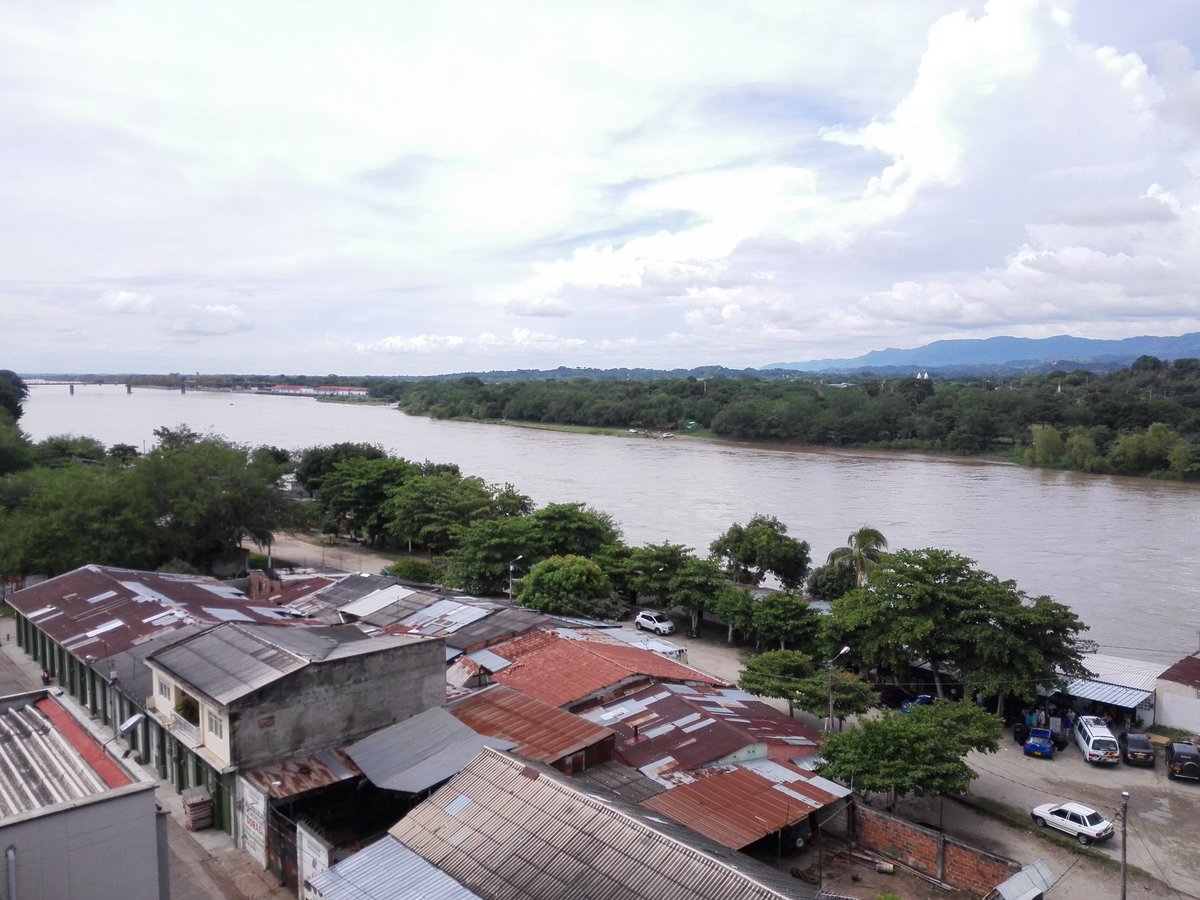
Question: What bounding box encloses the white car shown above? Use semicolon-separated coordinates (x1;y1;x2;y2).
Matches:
1030;801;1114;845
634;611;675;635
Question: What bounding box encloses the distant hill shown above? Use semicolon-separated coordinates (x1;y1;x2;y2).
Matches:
764;333;1200;374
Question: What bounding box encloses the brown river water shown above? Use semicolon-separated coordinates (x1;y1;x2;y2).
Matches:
20;383;1200;664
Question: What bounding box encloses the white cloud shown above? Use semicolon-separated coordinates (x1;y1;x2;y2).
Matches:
2;1;1200;373
99;289;155;313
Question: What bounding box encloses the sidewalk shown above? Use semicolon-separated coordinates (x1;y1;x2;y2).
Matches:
0;614;290;900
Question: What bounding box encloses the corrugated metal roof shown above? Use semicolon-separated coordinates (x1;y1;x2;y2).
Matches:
0;693;131;817
580;683;820;781
447;685;613;765
642;760;844;849
393;600;490;636
443;607;547;652
148;622;416;705
241;748;361;799
346;708;516;793
571;761;666;804
309;835;482;900
9;564;314;661
389;748;816;900
1160;654;1200;689
1064;679;1153;709
488;630;726;710
1076;654;1167;691
338;584;418;619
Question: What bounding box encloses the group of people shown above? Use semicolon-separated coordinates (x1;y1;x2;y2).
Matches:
1021;705;1074;735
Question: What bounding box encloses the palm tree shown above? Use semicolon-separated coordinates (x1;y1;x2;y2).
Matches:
827;526;888;588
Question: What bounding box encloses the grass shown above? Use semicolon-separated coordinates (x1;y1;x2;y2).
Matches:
1146;724;1197;742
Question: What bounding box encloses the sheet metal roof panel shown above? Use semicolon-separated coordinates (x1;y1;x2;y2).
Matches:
1065;678;1153;709
241;749;362;800
345;707;515;793
444;607;548;652
8;565;311;660
309;835;483;900
390;748;815;900
1076;654;1168;691
1160;654;1200;689
338;585;420;619
446;684;613;764
149;625;306;704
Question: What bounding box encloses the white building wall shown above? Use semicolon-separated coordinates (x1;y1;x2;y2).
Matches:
1157;681;1200;732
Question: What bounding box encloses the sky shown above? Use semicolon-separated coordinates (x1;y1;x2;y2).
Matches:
3;1;1200;377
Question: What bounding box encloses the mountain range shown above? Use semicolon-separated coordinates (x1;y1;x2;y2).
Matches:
764;333;1200;375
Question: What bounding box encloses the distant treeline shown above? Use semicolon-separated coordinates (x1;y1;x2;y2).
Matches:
374;356;1200;479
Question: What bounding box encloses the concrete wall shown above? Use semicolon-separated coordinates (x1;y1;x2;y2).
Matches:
0;783;161;900
854;804;1022;898
1158;681;1200;732
228;637;446;770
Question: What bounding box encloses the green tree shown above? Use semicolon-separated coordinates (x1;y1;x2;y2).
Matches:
382;471;501;554
739;650;813;717
445;515;542;595
818;702;1001;802
629;545;725;636
1064;426;1102;471
382;558;446;584
33;434;107;467
517;554;621;619
709;514;811;588
789;669;877;731
709;584;756;644
807;561;857;601
751;591;821;650
294;442;386;493
0;370;28;422
153;424;203;450
318;456;419;542
826;526;888;588
1030;426;1064;466
530;503;621;557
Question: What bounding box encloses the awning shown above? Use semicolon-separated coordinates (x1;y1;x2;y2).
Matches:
1062;678;1152;710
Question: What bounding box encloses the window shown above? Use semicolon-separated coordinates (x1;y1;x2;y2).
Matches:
158;678;171;701
207;711;223;739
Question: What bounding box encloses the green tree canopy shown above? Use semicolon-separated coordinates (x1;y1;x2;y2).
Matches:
317;455;420;542
529;503;621;557
294;442;386;492
818;702;1002;801
826;526;888;588
751;591;821;650
517;554;620;619
0;370;28;422
445;515;541;595
709;514;811;588
738;649;813;717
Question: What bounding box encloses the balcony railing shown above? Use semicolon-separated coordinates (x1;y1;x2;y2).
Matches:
169;710;200;747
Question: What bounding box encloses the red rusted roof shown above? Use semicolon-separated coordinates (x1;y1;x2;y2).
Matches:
581;682;821;779
642;760;842;849
1160;654;1200;689
447;684;614;764
488;630;726;709
34;696;133;790
241;748;362;799
9;564;312;661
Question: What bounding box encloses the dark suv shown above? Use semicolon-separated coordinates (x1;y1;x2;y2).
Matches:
1165;741;1200;780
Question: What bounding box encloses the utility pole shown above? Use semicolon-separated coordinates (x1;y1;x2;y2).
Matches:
1120;791;1129;900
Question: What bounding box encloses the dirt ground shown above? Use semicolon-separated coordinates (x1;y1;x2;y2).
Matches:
260;532;1192;899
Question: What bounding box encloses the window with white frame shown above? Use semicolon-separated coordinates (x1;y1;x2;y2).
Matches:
207;710;223;738
158;678;171;701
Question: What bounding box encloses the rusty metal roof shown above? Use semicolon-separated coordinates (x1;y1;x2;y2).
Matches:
10;564;310;661
487;630;726;709
1161;654;1200;689
241;748;361;800
446;684;613;765
580;683;821;781
443;606;547;652
641;760;848;850
389;748;816;900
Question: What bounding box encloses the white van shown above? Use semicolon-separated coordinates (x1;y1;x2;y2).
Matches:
1073;715;1120;765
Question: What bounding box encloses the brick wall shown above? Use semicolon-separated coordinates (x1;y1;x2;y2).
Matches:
855;804;1022;897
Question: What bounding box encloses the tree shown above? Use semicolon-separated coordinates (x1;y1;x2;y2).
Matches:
294;442;386;493
709;584;756;644
382;558;445;584
807;561;857;601
826;526;888;588
530;503;621;557
517;555;621;619
317;456;419;542
0;370;28;422
445;515;541;595
629;545;725;636
709;514;810;588
382;472;502;554
789;669;876;731
152;424;203;451
33;434;107;467
818;702;1001;802
739;650;813;717
751;591;820;650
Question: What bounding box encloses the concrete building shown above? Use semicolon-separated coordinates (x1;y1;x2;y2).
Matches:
1156;654;1200;732
0;689;167;900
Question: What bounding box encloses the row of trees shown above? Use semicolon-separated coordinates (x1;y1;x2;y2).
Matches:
377;357;1200;478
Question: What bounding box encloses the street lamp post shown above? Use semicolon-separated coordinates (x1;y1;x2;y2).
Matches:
508;555;523;600
826;646;851;732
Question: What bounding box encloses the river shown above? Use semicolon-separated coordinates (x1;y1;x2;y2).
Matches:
19;383;1200;664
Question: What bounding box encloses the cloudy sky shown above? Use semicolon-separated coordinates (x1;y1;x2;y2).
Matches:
3;1;1200;376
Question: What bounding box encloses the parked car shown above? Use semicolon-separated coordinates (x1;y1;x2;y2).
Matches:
634;611;676;635
1030;801;1115;845
900;694;934;713
1165;741;1200;780
1023;727;1056;759
1118;732;1156;767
